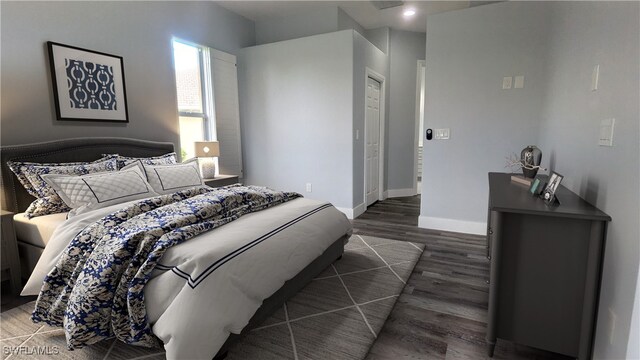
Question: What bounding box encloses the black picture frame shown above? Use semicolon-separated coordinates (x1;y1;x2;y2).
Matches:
47;41;129;123
536;181;547;196
542;172;563;205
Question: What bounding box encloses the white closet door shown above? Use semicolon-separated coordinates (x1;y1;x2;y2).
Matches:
366;77;381;206
210;49;243;177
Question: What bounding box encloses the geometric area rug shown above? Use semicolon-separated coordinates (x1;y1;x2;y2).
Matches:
0;236;424;360
226;235;425;360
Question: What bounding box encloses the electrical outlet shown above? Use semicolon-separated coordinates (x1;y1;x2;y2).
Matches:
305;183;312;193
514;75;525;89
502;76;512;89
608;308;617;344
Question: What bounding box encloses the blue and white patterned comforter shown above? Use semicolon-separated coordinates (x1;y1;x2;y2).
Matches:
24;185;352;359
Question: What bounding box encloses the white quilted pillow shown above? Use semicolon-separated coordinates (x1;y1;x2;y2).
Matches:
141;159;204;195
41;166;157;216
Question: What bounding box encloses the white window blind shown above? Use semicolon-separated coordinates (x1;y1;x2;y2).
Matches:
209;49;243;178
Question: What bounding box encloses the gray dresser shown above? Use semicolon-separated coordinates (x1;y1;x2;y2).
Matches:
486;172;610;359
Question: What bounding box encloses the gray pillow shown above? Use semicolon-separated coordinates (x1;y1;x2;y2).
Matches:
141;159;204;195
42;166;157;217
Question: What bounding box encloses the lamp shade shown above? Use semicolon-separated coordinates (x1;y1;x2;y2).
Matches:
194;141;220;158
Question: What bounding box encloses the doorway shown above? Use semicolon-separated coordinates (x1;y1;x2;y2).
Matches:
365;77;381;206
414;60;426;195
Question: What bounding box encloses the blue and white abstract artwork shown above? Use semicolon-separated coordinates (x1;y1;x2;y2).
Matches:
49;41;128;121
65;59;117;110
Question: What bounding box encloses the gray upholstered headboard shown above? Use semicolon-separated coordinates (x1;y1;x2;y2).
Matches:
0;137;174;213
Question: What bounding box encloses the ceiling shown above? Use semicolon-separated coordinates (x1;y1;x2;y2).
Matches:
215;1;474;33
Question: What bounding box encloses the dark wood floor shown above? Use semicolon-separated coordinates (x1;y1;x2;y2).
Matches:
353;196;572;360
2;196;573;359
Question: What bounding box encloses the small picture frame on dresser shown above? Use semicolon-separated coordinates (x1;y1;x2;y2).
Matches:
528;178;541;196
542;172;563;205
535;181;547;196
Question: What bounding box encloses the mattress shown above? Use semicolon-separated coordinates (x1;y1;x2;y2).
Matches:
13;212;67;248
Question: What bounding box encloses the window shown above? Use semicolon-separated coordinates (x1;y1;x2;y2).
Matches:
172;38;243;177
173;40;211;160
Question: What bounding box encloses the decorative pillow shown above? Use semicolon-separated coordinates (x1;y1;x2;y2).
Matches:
104;152;177;170
42;166;156;211
141;159;203;195
24;197;72;219
7;155;118;218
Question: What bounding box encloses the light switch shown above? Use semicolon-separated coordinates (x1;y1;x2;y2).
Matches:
599;118;615;146
434;128;450;140
502;77;512;89
356;129;360;140
514;75;524;89
592;65;600;91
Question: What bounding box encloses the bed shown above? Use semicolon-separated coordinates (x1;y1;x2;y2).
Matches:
0;137;352;359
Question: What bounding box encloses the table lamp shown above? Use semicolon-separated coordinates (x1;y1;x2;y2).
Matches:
194;141;220;179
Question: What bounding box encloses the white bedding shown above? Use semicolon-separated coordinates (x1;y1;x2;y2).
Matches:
23;196;351;359
13;212;68;248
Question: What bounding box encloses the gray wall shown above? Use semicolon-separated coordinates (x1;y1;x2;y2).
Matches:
242;27;390;212
0;1;255;149
536;2;640;358
353;31;389;207
255;7;388;56
387;30;426;191
338;8;366;35
421;2;549;231
363;27;390;55
238;31;355;209
255;7;339;45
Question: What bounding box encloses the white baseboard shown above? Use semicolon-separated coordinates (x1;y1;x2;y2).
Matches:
382;190;388;200
353;203;366;218
335;202;366;220
418;216;486;235
387;188;417;198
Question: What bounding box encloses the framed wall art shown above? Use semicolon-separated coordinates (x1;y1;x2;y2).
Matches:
47;41;129;122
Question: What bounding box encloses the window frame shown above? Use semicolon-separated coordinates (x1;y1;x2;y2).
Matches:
172;38;213;142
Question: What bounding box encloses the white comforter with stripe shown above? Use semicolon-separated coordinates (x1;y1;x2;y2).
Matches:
23;197;352;359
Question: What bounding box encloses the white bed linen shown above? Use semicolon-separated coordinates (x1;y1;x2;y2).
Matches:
13;212;68;248
22;197;351;359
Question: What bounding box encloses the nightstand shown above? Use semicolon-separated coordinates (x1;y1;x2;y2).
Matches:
1;210;22;295
204;174;240;188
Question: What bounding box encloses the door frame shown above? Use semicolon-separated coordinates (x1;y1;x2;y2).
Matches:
413;60;426;195
364;67;386;209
